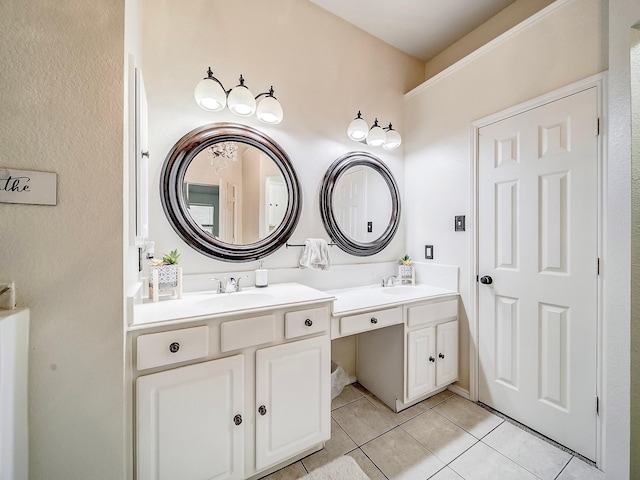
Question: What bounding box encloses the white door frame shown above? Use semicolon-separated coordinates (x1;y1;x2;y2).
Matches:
468;72;606;466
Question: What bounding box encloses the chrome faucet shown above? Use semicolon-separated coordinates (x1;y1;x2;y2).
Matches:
381;275;398;287
225;275;248;293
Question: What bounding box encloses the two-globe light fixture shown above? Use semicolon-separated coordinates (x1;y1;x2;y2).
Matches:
347;111;402;150
194;67;283;124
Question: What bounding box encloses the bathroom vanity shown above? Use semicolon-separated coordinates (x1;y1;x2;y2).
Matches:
129;283;334;480
128;280;459;479
329;284;459;412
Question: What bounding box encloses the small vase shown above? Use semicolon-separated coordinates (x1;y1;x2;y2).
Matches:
148;264;182;302
149;264;179;289
398;265;414;284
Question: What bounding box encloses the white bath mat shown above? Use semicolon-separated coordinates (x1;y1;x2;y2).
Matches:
302;455;370;480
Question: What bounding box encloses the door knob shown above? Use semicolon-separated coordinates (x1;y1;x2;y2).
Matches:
480;276;493;285
258;405;267;416
429;356;436;363
233;414;243;426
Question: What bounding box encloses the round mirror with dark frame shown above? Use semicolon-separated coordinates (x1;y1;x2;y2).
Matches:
320;151;401;256
161;123;302;262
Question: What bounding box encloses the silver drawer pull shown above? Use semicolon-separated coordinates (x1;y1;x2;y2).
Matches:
169;342;180;353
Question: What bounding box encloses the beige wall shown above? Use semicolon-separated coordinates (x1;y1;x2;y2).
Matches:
404;0;605;403
0;1;126;479
140;0;424;275
612;1;640;477
425;0;555;79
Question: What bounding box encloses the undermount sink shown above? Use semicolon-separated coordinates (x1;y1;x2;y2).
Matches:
380;286;421;295
194;292;275;308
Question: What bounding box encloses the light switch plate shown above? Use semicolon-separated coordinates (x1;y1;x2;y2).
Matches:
455;215;465;232
425;245;434;259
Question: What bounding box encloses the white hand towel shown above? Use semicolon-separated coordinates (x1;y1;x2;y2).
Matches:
299;238;331;271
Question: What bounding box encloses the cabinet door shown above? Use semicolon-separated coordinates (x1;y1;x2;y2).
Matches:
407;326;436;400
436;320;458;387
255;336;330;471
137;355;244;480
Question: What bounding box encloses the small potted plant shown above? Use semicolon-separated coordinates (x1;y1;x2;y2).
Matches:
149;249;182;301
398;254;415;284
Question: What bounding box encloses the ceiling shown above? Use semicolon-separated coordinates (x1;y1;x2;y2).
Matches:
309;0;518;62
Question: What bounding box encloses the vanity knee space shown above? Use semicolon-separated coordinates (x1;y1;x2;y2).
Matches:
333;295;459;413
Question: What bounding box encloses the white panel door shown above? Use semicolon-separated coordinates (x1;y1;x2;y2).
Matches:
478;87;598;459
255;336;330;471
406;326;436;400
137;355;244;480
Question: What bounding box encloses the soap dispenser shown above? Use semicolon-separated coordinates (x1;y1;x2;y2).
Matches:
255;261;268;288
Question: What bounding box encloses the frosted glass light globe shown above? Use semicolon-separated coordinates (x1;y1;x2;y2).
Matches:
366;122;387;147
194;78;226;111
383;128;402;150
227;84;256;116
256;95;283;124
347;117;369;141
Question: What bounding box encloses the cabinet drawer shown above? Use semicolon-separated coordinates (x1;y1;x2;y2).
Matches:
339;307;402;336
137;326;208;370
221;314;275;352
407;299;458;328
285;306;329;339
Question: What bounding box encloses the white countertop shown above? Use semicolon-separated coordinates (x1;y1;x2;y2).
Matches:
327;283;458;316
130;282;335;329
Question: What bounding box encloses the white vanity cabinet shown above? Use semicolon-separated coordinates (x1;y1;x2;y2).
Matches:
255;335;330;470
355;296;459;412
407;319;458;400
137;355;245;480
132;297;332;480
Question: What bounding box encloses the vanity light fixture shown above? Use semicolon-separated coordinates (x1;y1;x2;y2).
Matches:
194;67;283;124
347;111;402;150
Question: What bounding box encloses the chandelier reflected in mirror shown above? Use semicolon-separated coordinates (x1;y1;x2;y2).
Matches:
209;142;238;174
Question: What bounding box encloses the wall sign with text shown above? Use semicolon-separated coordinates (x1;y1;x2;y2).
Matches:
0;168;57;206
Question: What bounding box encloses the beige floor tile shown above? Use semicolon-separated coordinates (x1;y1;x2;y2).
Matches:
332;398;397;446
421;390;454;408
483;422;571;480
362;427;445;480
364;391;432;425
402;410;477;463
301;419;357;472
556;457;605;480
347;449;387;480
259;461;307;480
428;467;464;480
331;384;364;410
449;442;538;480
433;396;503;439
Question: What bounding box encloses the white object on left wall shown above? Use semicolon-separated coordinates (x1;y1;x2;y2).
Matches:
128;54;149;246
135;67;149;241
0;308;29;480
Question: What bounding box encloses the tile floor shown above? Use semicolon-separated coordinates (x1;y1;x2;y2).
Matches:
260;384;605;480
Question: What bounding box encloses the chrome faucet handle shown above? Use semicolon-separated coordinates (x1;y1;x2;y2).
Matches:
236;275;249;292
209;277;224;294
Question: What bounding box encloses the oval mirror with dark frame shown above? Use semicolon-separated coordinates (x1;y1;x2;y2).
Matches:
161;123;302;262
320;151;401;256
